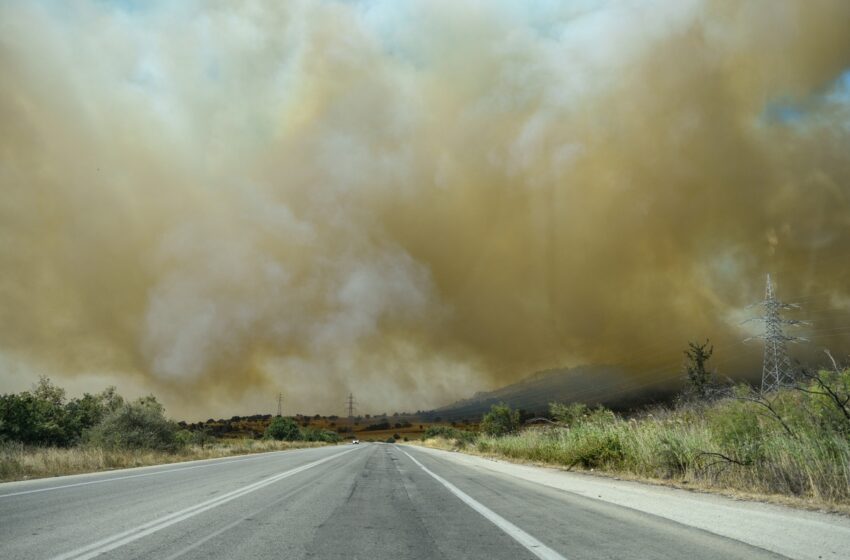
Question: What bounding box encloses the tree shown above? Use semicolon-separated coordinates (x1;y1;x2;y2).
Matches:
0;377;72;446
98;386;124;413
64;393;108;442
481;403;520;436
0;392;43;444
682;339;715;402
264;416;301;441
32;376;66;407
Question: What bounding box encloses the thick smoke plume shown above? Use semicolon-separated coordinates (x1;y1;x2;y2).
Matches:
1;1;850;418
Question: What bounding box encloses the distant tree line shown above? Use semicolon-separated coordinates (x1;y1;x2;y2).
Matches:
359;419;413;432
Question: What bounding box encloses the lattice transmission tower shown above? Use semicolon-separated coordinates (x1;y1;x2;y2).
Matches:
346;393;357;420
746;274;807;393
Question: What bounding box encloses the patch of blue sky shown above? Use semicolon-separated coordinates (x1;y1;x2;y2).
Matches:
763;103;805;125
826;68;850;103
94;0;159;14
761;66;850;126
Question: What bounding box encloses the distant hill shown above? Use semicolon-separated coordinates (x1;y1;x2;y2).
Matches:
426;365;675;421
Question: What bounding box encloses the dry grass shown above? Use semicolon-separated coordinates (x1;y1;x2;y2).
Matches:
0;439;329;482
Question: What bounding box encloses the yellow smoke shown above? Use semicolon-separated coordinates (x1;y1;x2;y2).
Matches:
1;1;849;417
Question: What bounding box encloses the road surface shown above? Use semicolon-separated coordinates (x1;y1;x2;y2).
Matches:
1;443;848;559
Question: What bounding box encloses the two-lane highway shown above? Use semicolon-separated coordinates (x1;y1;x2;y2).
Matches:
1;443;847;559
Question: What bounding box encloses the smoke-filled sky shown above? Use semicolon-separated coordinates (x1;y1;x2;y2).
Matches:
2;0;850;419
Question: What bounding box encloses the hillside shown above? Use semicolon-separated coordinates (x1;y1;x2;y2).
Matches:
427;365;673;420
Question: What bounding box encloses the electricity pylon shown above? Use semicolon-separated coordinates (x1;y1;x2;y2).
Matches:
277;393;283;417
346;393;357;420
746;274;807;393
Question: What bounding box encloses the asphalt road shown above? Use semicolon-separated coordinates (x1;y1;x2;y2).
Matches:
1;443;846;559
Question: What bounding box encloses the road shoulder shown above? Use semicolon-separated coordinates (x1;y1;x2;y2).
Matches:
406;445;850;560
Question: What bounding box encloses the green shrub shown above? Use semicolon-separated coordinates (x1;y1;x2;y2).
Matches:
800;368;850;435
423;425;458;439
86;396;180;451
301;426;340;443
481;403;520;436
583;405;618;427
264;417;301;441
565;427;625;469
423;425;477;445
549;402;587;427
656;435;692;477
705;397;763;465
176;427;215;448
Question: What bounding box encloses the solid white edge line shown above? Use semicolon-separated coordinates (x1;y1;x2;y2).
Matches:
400;449;567;560
50;447;359;560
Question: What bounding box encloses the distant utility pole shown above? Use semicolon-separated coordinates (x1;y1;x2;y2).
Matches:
346;393;356;420
277;393;283;417
746;274;808;393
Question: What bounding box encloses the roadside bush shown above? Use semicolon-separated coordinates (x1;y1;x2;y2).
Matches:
423;425;477;445
301;427;341;443
175;427;215;448
655;434;693;477
704;396;763;466
562;426;625;469
799;366;850;435
86;396;180;451
583;405;618;427
481;403;520;436
549;402;587;427
264;417;301;441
